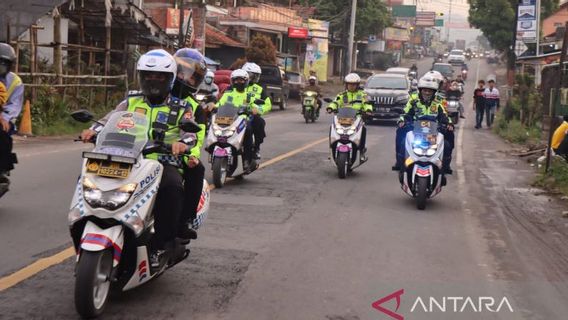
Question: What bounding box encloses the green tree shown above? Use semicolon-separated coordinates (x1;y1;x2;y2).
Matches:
245;34;277;65
468;0;559;66
303;0;391;39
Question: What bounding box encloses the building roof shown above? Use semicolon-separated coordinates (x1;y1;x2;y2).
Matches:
0;0;67;41
205;24;245;48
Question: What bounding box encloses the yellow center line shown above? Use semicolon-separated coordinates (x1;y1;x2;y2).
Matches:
0;136;328;292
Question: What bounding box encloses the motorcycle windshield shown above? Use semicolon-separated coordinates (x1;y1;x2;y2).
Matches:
94;111;149;158
412;117;438;148
336;108;358;127
215;104;239;126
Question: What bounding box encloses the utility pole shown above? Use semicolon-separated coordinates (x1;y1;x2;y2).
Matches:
446;0;452;43
545;21;568;173
178;0;185;49
347;0;357;73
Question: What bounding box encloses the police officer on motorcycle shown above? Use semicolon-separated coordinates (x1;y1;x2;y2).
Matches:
242;62;271;159
392;75;455;174
326;73;373;162
80;49;197;267
216;69;270;169
0;43;23;187
302;75;322;116
171;48;210;241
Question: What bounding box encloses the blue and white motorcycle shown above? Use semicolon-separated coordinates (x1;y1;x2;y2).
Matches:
68;110;210;318
399;115;446;210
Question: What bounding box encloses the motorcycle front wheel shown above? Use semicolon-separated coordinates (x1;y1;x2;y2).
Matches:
416;176;428;210
212;157;228;188
336;152;349;179
75;249;113;319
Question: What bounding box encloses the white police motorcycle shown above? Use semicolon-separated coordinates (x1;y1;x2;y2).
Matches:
325;98;366;179
399;115;446;210
68;110;210;318
205;101;262;188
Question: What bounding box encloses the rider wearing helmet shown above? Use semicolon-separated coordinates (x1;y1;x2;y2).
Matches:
327;73;373;162
197;70;219;101
302;75;322;116
81;49;197;268
242;62;271;159
216;69;267;169
392;75;454;174
171;48;210;242
0;43;23;185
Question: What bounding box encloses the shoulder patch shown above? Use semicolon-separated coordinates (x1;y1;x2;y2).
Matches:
127;90;143;97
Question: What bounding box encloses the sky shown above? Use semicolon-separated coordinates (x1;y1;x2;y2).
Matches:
403;0;482;45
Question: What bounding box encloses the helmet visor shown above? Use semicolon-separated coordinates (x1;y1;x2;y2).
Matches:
174;57;206;89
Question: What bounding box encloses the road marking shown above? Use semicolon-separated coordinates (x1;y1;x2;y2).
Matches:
0;136;328;291
456;59;481;185
0;247;75;291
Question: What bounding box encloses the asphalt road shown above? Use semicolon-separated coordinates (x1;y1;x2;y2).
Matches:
1;59;568;320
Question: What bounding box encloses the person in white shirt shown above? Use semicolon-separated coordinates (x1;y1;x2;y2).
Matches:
482;79;500;128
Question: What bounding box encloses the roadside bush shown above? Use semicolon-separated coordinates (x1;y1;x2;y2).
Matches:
534;157;568;196
493;117;541;145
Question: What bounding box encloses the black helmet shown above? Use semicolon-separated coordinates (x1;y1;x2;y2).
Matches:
0;43;16;63
0;43;16;77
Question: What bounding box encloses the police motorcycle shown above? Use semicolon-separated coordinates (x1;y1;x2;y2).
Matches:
69;110;210;318
195;89;217;132
324;98;366;179
301;90;319;123
399;115;446;210
446;95;461;125
205;99;265;188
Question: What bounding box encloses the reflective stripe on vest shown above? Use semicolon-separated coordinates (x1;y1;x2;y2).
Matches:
6;73;22;98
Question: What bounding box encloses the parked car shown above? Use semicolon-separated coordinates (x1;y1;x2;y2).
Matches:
386;67;411;79
364;73;410;123
448;49;465;65
259;64;290;110
285;71;305;98
486;53;499;64
432;63;454;79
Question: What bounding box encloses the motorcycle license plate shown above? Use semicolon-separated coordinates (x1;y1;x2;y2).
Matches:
338;117;354;126
86;159;131;179
215;116;233;126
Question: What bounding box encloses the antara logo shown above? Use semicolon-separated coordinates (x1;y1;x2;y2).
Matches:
372;289;514;319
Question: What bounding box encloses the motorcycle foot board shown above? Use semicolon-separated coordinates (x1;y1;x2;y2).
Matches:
123;246;152;291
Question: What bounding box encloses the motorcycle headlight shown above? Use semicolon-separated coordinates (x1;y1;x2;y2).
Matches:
347;128;355;135
413;147;424;156
426;148;437;156
336;128;345;134
224;129;235;136
83;177;137;211
214;129;223;137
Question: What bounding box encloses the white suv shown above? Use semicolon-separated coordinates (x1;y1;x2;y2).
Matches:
448;49;465;65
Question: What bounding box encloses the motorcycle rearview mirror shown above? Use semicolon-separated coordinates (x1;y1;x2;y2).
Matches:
324;98;333;103
179;118;202;133
71;109;94;123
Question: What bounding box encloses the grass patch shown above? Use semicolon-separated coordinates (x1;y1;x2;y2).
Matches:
534;157;568;196
32;116;91;136
493;117;541;145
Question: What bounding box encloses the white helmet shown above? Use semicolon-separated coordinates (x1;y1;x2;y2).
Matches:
230;69;249;91
309;75;317;81
242;62;262;83
344;73;361;84
425;70;443;84
137;49;176;75
136;49;176;99
204;70;215;85
417;75;439;91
